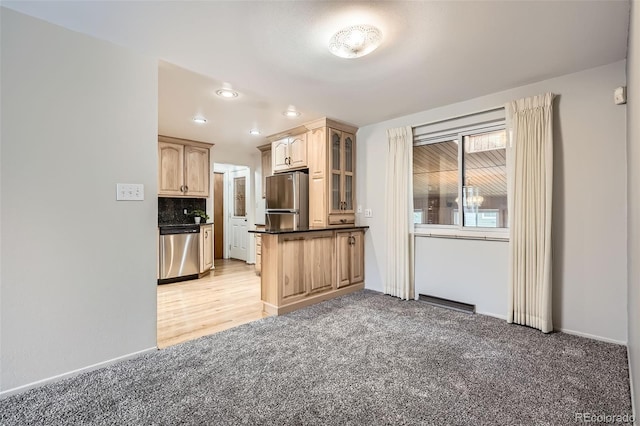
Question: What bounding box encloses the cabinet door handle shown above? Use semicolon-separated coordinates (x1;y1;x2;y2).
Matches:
180;185;185;192
184;185;189;192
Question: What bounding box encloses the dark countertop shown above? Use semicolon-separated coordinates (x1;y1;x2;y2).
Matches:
249;225;369;235
158;223;213;228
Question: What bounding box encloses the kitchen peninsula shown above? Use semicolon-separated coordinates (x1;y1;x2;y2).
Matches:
250;226;367;315
253;117;367;315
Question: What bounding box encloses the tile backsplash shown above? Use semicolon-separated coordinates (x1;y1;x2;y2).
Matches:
158;198;207;225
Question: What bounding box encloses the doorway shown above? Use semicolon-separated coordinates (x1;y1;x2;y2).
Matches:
214;172;224;259
157;162;259;349
229;168;249;261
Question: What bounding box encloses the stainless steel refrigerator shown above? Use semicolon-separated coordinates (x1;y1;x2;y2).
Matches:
265;171;309;231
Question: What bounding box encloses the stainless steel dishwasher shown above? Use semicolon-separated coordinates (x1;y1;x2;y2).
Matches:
158;224;200;284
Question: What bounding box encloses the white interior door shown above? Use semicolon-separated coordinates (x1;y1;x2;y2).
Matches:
229;169;248;260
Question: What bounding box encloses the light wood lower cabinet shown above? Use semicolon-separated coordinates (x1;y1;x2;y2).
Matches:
260;229;365;315
199;224;213;274
280;235;307;303
336;230;364;288
305;232;334;295
255;234;262;276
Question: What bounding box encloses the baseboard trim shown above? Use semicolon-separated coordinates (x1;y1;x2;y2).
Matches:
628;346;637;422
476;310;507;321
0;346;157;399
556;327;627;346
264;283;365;316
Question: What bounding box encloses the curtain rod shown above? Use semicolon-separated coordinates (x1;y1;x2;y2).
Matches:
412;105;505;130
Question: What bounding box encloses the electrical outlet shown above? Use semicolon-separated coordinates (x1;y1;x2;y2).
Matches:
364;208;373;218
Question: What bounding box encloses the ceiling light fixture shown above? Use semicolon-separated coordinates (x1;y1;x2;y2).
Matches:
283;106;301;118
216;83;239;99
329;24;382;59
249;129;261;135
193;116;207;124
216;88;238;98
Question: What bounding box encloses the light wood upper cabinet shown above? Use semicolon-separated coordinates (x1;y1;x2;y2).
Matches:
308;127;327;228
184;146;210;197
307;120;357;227
158;136;213;198
199;224;213;273
158;142;185;196
329;129;355;216
288;134;307;169
336;230;364;288
257;143;272;199
272;133;307;172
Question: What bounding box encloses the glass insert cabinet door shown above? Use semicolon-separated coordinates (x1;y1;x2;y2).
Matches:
332;131;341;212
329;129;355;213
343;134;354;211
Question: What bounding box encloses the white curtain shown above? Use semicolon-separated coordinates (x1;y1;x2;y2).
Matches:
506;93;555;333
385;126;415;300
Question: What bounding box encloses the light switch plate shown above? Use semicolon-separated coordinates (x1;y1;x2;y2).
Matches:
364;208;373;218
116;183;144;201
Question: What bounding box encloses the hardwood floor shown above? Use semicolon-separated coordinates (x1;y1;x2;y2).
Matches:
157;259;269;348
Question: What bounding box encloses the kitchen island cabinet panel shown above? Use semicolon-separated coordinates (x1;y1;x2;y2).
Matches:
304;231;334;294
259;227;366;315
280;235;306;302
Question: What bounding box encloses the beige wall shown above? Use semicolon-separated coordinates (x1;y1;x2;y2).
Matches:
627;0;640;417
1;9;158;393
358;60;628;343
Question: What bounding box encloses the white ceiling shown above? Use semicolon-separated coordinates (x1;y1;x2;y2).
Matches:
3;1;630;156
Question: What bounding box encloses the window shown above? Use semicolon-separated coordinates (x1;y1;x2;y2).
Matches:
413;118;508;235
233;176;246;217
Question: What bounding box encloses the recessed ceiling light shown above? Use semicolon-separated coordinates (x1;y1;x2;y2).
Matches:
249;129;261;135
283;106;301;118
193;116;207;124
216;88;238;98
329;24;383;59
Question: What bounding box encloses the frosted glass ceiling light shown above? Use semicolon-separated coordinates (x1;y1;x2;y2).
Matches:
249;129;261;135
329;24;382;59
193;116;207;124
